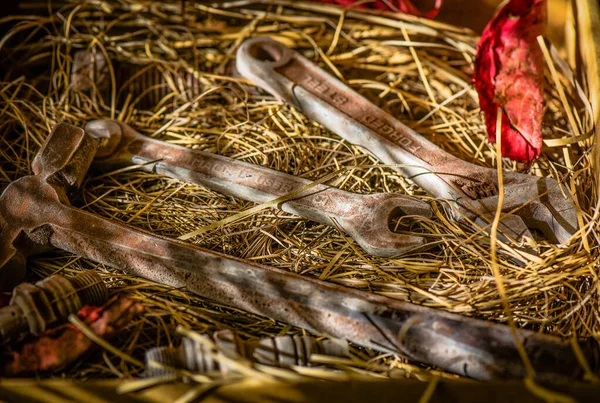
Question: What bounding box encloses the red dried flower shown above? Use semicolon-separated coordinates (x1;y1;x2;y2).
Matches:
474;0;547;162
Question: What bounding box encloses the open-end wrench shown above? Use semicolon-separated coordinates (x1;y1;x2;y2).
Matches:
84;119;432;257
236;37;580;245
0;122;597;381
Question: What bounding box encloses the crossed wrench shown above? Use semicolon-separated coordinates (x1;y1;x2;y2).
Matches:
0;123;596;381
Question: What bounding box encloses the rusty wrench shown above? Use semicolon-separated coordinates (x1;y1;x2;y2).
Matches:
236;37;579;244
84;119;432;257
0;122;596;381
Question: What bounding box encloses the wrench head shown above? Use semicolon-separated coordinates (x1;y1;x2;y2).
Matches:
470;213;532;245
32;123;99;190
341;193;432;257
476;173;579;245
0;123;97;290
502;174;578;244
237;38;297;107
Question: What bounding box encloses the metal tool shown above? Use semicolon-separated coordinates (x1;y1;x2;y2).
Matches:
0;271;107;343
0;123;596;381
144;329;349;377
84;119;432;257
236;37;579;244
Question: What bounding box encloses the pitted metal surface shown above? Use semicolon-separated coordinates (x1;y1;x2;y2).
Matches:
85;119;432;257
235;37;580;245
0;122;595;381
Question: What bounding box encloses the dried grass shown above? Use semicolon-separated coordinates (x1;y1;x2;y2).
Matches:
0;0;597;385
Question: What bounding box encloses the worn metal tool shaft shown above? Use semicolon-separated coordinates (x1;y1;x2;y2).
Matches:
0;123;596;381
236;37;580;245
84;119;431;257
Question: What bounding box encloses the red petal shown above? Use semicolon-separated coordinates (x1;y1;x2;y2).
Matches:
474;0;547;162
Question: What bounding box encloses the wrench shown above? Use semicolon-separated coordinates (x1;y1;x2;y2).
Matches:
0;122;596;381
84;119;432;257
236;37;580;244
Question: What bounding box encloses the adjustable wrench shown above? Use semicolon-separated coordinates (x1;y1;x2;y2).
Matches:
84;120;432;257
236;37;579;244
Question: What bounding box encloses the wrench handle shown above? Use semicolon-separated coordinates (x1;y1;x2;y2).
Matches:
105;123;371;226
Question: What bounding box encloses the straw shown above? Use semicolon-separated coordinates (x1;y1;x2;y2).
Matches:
0;0;596;382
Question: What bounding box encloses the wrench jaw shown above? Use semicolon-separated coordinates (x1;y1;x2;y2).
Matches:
498;174;579;245
472;210;533;245
430;167;577;245
426;160;581;245
471;172;580;245
534;187;579;244
0;226;27;291
32;123;99;192
404;171;533;244
0;123;98;290
236;38;298;107
340;194;432;257
448;198;532;245
0;176;64;290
